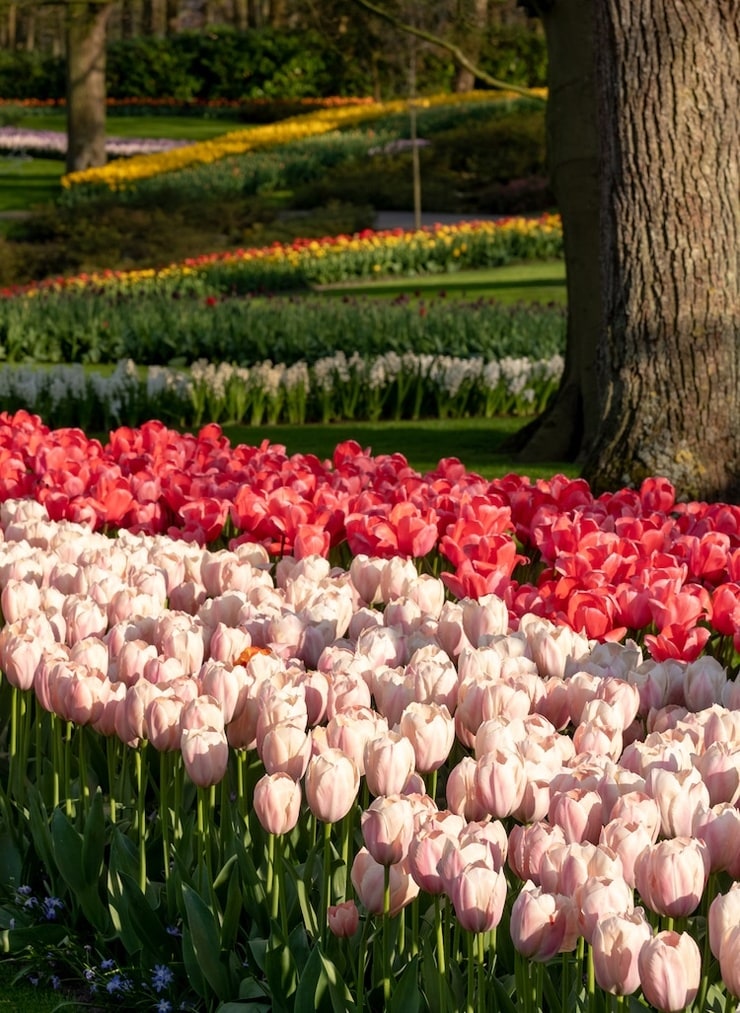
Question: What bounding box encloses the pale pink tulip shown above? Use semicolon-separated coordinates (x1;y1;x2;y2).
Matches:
145;695;184;752
399;701;455;772
446;756;490;821
719;923;740;999
350;849;419;916
253;772;301;835
304;748;359;823
637;930;700;1012
507;821;567;886
407;813;465;893
181;726;229;787
259;722;312;780
575;874;634;943
450;861;507;933
361;795;415;866
708;883;740;959
474;748;527;819
510;882;568;960
634;837;710;918
363;731;416;798
599;818;654;887
591;909;652;995
644;766;710;837
548;787;605;844
693;803;740;872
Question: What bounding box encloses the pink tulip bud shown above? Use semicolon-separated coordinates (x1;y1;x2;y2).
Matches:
474;748;527;819
328;900;360;938
450;861;507;934
634;837;710;918
399;701;455;773
507;821;567;886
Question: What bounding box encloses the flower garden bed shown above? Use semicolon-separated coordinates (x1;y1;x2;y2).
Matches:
0;411;740;1011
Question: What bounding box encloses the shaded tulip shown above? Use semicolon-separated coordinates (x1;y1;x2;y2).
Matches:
474;748;527;819
398;701;455;772
708;883;740;960
634;837;710;918
328;900;360;938
350;848;419;916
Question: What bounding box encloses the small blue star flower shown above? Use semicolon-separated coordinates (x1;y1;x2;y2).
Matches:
152;964;175;993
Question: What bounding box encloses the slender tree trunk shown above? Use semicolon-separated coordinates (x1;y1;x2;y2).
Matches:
66;2;113;173
509;0;601;463
232;0;248;30
454;0;489;91
166;0;180;33
144;0;167;35
5;2;17;48
581;0;740;501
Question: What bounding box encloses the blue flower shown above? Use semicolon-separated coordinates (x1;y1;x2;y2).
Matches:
151;964;175;993
100;958;116;971
156;1001;173;1013
84;968;96;981
165;924;182;938
51;975;61;990
42;896;64;920
106;973;124;994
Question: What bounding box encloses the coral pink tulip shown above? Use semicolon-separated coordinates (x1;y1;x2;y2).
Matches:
328;900;360;938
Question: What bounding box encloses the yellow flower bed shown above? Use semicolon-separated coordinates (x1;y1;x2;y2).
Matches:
61;88;547;191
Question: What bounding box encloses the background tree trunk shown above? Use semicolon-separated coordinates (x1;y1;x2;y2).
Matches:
508;0;601;463
454;0;489;91
66;2;113;173
581;0;740;501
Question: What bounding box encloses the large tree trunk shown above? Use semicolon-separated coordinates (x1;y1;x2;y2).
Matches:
581;1;740;501
509;0;601;463
66;3;112;173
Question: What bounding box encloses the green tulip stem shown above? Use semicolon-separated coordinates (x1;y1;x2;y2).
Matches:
466;931;475;1013
320;820;333;946
9;687;18;800
136;747;147;893
356;910;371;1011
267;832;279;923
477;931;485;1008
77;725;89;815
106;737;117;824
587;942;596;1013
64;720;74;818
160;752;170;880
383;863;392;1003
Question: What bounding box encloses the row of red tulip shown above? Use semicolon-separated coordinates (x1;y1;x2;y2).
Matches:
3;411;740;663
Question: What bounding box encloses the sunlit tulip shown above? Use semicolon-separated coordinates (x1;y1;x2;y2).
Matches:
325;706;388;776
259;722;312;780
398;701;455;773
591;909;652;995
633;837;710;918
693;803;740;872
328;900;360;938
644;765;710;837
253;772;301;835
446;756;489;821
637;930;700;1012
510;882;568;961
548;787;604;844
599;818;653;887
708;883;740;959
719;923;740;999
407;813;465;893
363;731;416;797
304;748;359;823
361;795;415;866
181;726;229;787
474;748;527;819
460;818;508;870
145;695;184;752
507;821;567;886
575;875;634;943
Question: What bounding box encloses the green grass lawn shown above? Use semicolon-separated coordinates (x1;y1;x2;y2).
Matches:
222;416;575;481
313;261;567;305
0;156;64;214
11;111;244;140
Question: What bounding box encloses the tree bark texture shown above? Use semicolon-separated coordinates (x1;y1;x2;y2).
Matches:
511;0;602;463
582;0;740;501
66;2;113;173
